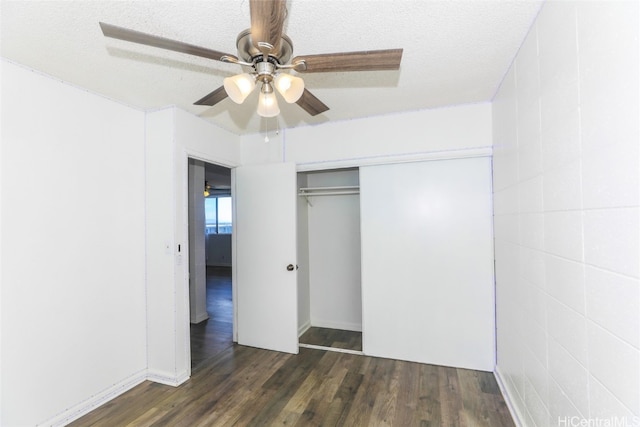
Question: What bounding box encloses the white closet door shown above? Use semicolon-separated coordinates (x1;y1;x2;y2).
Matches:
360;157;495;371
235;162;299;354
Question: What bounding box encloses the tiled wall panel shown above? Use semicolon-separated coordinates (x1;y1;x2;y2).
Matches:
493;1;640;425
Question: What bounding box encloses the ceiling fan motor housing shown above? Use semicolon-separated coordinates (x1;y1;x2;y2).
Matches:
255;61;276;83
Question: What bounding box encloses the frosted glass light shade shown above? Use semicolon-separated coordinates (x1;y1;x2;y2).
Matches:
257;91;280;117
223;73;256;104
274;74;305;103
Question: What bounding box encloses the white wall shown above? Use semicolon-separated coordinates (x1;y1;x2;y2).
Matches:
240;103;492;168
0;60;240;426
305;169;362;331
174;108;241;167
145;108;184;384
285;103;492;169
1;60;147;426
492;2;639;425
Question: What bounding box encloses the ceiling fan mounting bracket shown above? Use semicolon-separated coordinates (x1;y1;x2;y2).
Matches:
236;29;293;67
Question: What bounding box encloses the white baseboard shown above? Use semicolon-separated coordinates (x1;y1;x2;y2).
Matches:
147;369;190;387
39;366;191;426
494;367;524;427
310;319;362;332
298;320;311;337
191;311;210;324
41;369;147;427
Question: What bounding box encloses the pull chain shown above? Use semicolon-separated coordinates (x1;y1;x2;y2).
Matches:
263;116;269;142
263;116;280;143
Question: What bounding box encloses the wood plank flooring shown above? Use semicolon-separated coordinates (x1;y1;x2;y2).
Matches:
190;267;234;369
299;327;363;352
70;345;514;426
69;268;515;426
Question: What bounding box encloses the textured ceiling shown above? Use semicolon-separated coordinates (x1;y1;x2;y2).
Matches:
1;0;543;135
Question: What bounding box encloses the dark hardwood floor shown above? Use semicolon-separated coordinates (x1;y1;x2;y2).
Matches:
190;267;234;369
70;267;515;426
70;346;514;426
299;327;363;352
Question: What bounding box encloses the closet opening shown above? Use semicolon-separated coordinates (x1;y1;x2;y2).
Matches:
296;167;363;353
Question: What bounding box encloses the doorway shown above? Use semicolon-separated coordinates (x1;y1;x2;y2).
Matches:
187;159;234;369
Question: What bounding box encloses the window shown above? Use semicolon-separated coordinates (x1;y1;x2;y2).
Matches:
205;196;232;234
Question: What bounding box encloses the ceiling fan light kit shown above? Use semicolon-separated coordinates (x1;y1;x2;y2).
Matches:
223;73;256;104
99;0;403;119
274;74;305;104
257;82;280;117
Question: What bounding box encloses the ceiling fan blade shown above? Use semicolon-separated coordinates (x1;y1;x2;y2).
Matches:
249;0;287;53
99;22;238;63
292;49;403;73
194;86;228;106
296;89;329;116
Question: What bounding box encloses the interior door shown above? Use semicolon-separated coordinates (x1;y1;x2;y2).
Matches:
234;162;298;354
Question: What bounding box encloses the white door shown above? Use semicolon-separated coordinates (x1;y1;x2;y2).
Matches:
360;157;495;371
234;162;298;354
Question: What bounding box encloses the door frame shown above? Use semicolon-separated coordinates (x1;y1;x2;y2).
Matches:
178;149;239;376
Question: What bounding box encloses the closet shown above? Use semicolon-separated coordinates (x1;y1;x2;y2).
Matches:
297;168;363;352
292;157;495;371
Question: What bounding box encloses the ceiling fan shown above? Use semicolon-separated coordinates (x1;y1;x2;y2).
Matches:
99;0;403;118
204;182;231;197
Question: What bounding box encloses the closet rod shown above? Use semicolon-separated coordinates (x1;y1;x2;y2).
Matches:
298;191;359;197
299;185;359;192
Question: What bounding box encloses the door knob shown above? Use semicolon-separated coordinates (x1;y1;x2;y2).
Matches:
287;264;295;271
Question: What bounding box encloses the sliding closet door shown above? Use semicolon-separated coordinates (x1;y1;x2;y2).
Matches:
360;157;495;371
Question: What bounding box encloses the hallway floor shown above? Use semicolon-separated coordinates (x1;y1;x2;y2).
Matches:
190;266;233;369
